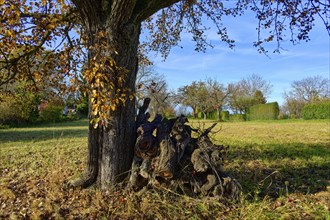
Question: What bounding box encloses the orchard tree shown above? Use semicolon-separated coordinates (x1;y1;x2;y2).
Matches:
177;80;213;119
0;0;329;188
206;78;229;121
194;81;211;120
178;79;228;120
177;81;201;118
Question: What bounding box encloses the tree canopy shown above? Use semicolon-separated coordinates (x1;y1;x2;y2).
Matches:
1;0;329;91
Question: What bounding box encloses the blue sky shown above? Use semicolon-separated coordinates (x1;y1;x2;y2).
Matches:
145;11;329;106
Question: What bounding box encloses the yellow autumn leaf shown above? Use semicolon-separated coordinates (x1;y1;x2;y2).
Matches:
46;24;55;29
6;30;13;37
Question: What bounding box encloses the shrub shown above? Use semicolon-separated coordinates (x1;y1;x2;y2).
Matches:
0;92;38;126
39;104;64;122
229;114;246;121
277;113;289;120
76;102;88;116
301;101;330;119
247;102;279;120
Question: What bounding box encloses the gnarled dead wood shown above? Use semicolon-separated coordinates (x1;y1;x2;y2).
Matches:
129;106;241;202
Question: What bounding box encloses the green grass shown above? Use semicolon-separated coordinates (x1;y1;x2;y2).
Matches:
0;119;329;219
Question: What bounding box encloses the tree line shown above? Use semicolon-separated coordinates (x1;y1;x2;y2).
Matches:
136;65;330;120
1;65;328;126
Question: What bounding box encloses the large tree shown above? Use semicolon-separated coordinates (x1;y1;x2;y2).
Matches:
0;0;329;188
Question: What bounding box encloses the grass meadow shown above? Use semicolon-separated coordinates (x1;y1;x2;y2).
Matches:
0;119;329;219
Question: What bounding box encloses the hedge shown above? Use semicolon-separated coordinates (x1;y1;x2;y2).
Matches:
247;102;279;120
301;101;330;119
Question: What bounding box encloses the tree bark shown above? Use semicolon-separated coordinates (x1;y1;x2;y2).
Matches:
69;0;142;188
97;22;141;188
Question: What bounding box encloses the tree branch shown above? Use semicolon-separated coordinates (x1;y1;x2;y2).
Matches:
133;0;182;22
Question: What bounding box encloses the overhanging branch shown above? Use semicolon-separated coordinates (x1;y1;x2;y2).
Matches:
133;0;182;22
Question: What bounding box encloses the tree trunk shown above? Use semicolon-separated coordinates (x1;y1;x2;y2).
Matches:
217;106;222;121
70;14;141;189
68;0;186;190
203;111;207;120
97;23;141;188
192;107;197;118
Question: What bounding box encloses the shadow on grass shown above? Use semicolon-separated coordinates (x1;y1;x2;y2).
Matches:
0;120;88;144
226;143;330;199
31;119;89;128
229;142;330;161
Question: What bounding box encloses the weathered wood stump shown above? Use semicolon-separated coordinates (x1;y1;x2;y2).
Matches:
129;99;241;202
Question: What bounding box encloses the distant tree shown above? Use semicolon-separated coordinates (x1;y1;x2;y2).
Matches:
282;97;306;118
177;81;200;118
288;76;329;102
228;74;271;113
136;63;173;117
178;79;228;120
206;79;229;121
195;81;212;120
178;80;215;119
136;64;156;103
147;79;173;117
283;75;330;117
241;74;272;97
